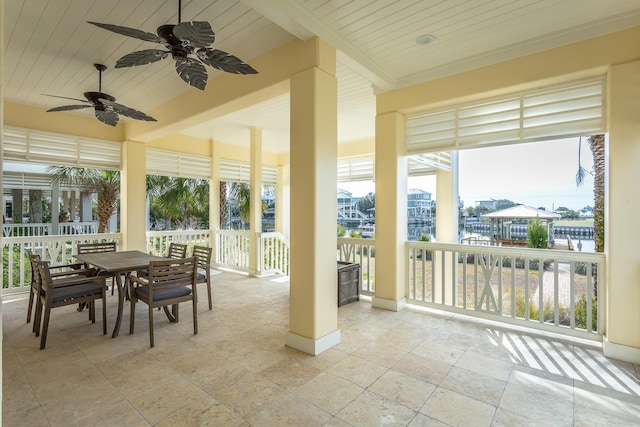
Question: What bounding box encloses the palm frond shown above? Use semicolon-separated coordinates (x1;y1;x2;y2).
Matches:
576;166;589;187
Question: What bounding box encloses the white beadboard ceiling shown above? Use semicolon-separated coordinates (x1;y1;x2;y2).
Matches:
5;0;640;154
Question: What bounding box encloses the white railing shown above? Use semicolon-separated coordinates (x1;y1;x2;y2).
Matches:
1;233;122;294
2;222;99;237
259;232;290;276
213;230;251;273
407;242;605;339
3;223;51;236
338;237;376;295
58;222;98;235
146;229;291;276
145;230;211;256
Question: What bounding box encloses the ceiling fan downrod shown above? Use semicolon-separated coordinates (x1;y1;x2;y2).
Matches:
94;63;107;92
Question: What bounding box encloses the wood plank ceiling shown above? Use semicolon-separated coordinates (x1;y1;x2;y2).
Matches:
5;0;640;153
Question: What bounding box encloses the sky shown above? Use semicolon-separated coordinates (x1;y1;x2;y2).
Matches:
339;137;596;211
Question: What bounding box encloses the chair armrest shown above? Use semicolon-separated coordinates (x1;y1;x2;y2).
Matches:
46;276;106;288
50;268;97;278
50;263;85;271
130;276;148;287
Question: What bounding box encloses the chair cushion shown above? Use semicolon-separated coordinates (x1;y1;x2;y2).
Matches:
136;269;149;278
135;285;192;302
51;282;103;303
196;271;207;281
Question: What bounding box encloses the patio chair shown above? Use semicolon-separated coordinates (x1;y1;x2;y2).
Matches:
35;260;107;349
136;242;187;279
129;257;198;348
191;245;213;310
26;251;94;332
77;242;117;294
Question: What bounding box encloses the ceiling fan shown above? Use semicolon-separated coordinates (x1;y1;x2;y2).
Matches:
44;63;156;127
88;0;258;91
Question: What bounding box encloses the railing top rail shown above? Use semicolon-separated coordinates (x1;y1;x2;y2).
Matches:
260;231;290;244
2;233;122;244
338;237;376;244
407;241;606;262
146;229;211;237
214;229;251;237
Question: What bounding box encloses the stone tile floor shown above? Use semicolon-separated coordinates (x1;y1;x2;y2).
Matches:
3;270;640;426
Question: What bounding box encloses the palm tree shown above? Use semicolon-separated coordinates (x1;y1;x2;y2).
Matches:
576;134;605;253
49;167;120;233
228;182;251;228
576;134;605;299
224;182;275;230
146;175;209;229
219;181;227;229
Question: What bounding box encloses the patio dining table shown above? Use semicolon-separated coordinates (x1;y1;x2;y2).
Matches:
74;250;170;338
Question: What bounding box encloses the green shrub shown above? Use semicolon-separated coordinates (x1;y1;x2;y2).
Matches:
2;246;31;289
575;294;598;331
514;291;570;325
337;225;346;237
418;234;431;242
527;218;548;249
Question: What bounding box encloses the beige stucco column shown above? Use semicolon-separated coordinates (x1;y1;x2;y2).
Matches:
435;155;459;243
286;39;340;355
604;59;640;363
275;164;290;239
249;128;262;276
373;111;408;311
210;140;220;261
121;140;147;251
434;153;459;304
0;0;5;418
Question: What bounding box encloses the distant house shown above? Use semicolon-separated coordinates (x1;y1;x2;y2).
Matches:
337;189;366;223
476;199;497;209
580;206;594;217
407;189;433;222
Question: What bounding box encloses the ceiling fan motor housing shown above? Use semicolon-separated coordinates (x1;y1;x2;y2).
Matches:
157;24;191;61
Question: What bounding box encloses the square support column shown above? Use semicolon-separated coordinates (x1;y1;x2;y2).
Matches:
121;140;147;251
210;141;220;259
286;44;340;355
373;112;408;311
434;154;459;305
604;59;640;363
276;165;290;239
250;128;263;276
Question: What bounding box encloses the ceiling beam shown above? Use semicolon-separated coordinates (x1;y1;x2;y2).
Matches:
241;0;397;92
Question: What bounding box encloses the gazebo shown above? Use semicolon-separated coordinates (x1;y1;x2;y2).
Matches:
482;205;561;247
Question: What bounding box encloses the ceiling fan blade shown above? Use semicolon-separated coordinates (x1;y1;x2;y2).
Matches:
196;48;258;75
88;21;163;43
173;21;215;48
175;59;208;90
115;49;169;68
95;109;119;126
43;94;90;103
102;100;157;122
47;104;93;112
